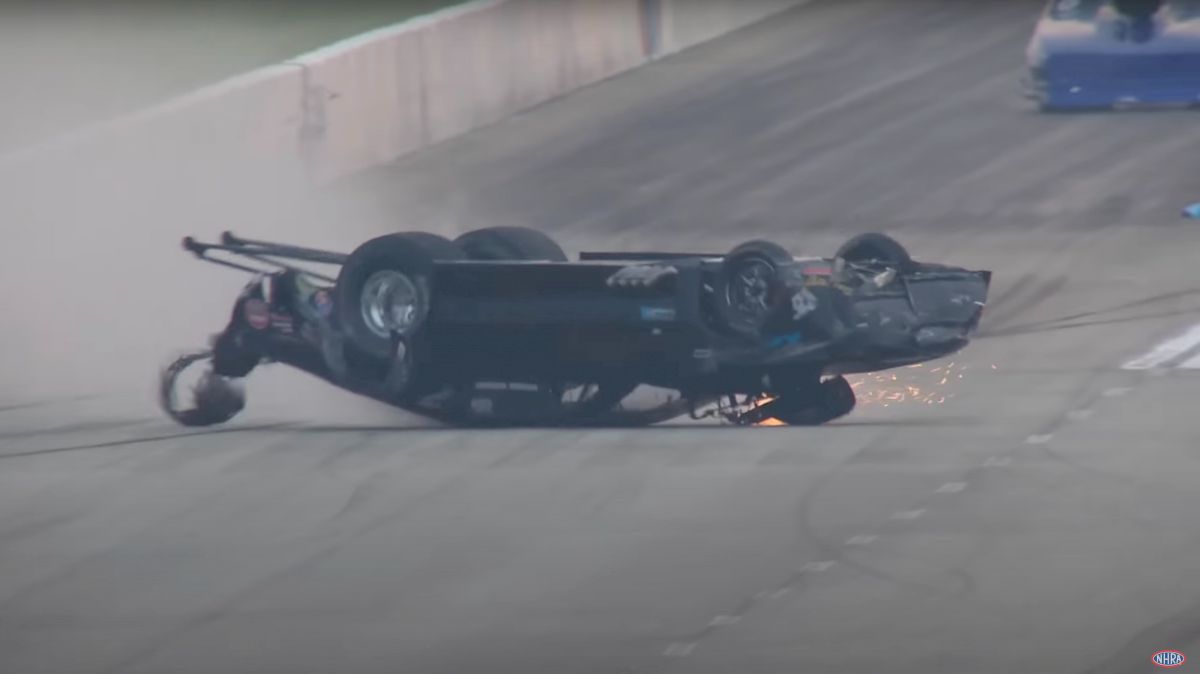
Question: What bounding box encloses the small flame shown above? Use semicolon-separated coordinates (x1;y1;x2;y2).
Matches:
753;396;786;426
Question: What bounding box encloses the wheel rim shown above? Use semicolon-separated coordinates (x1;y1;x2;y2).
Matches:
725;257;777;326
361;270;422;339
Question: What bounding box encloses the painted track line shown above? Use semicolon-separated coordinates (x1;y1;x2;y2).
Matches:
1121;322;1200;370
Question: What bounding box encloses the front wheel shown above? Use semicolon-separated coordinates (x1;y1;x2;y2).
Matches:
159;351;246;427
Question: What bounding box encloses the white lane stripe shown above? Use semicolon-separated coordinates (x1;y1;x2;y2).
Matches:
890;509;927;520
1066;409;1094;421
983;456;1012;467
709;615;741;626
845;535;878;546
936;482;967;493
1025;434;1053;445
1179;351;1200;369
800;561;836;573
663;642;697;657
1122;322;1200;369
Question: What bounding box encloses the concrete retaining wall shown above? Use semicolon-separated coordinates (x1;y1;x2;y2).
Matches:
0;0;808;190
299;0;646;183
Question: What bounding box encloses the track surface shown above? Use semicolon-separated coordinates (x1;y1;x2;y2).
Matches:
5;1;1200;672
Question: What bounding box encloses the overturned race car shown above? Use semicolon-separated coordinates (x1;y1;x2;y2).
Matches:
160;228;991;428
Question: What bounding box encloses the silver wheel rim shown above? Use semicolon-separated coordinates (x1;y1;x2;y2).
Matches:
361;270;422;339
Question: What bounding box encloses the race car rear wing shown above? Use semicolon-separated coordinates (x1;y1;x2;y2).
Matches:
182;231;346;282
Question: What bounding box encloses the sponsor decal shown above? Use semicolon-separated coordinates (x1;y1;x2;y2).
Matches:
311;289;333;318
640;306;677;322
609;264;679;288
270;312;294;334
791;288;818;320
243;299;270;330
1152;650;1186;668
766;332;803;349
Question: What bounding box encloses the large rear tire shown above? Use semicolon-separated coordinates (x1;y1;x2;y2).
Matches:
453;226;567;261
333;232;462;359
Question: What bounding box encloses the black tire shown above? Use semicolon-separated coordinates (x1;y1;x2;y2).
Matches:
835;232;912;267
713;239;794;338
333;232;462;359
159;351;246;427
453;226;567;261
768;376;857;426
398;231;468;262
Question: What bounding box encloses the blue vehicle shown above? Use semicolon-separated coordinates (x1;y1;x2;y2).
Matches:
1024;0;1200;110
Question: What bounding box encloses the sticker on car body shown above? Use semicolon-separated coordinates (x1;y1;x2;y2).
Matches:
766;332;804;349
311;290;333;317
270;313;294;334
640;306;677;321
243;299;270;330
791;288;818;320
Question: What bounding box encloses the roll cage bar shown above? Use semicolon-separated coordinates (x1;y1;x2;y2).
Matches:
182;230;726;283
182;231;347;283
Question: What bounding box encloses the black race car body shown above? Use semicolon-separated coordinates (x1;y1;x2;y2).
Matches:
161;229;990;428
